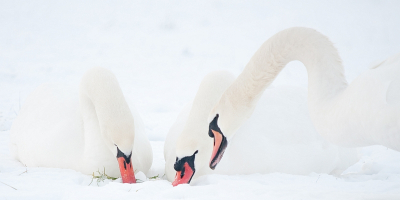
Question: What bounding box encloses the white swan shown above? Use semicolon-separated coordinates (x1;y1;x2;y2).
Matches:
10;67;152;183
165;71;358;186
206;27;400;169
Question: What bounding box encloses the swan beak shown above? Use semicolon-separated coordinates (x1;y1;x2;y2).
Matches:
116;149;136;184
172;162;195;187
209;129;228;170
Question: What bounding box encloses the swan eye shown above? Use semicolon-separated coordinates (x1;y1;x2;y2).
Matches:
114;144;117;147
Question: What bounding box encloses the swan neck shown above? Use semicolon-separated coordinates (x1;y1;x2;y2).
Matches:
176;71;234;157
79;68;135;153
230;27;348;108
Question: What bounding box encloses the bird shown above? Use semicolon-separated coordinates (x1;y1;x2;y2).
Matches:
206;27;400;170
165;71;358;186
10;67;153;183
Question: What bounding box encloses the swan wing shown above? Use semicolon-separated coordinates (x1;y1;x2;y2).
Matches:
10;83;83;168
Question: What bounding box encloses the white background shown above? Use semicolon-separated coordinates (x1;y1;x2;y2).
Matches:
1;0;400;199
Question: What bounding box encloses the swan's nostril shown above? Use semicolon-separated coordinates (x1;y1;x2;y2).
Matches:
181;166;185;178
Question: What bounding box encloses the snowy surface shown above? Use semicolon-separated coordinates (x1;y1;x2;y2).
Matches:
1;0;400;199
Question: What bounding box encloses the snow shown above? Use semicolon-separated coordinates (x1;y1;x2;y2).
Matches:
1;0;400;199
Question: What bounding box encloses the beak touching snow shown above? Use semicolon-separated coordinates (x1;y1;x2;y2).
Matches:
172;162;195;187
116;147;136;183
172;150;198;187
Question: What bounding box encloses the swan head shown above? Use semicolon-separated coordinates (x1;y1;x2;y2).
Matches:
172;150;198;187
104;122;136;184
207;95;254;170
172;128;212;186
115;145;135;184
207;114;228;170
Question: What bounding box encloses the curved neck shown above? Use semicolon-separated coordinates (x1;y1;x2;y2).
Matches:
79;68;135;154
226;27;348;109
176;71;234;157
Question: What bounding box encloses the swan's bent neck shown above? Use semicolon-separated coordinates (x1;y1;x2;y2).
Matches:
176;71;235;158
79;68;135;154
228;27;348;109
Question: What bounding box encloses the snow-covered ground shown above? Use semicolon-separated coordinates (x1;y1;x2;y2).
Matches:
1;0;400;199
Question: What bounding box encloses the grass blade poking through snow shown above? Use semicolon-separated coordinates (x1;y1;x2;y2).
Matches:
148;174;165;181
88;168;146;185
89;167;118;186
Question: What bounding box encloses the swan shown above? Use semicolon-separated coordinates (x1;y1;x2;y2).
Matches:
206;27;400;170
9;67;152;183
165;71;358;186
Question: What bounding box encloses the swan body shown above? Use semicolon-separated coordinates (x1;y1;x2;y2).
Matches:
10;68;152;181
207;27;400;169
165;71;359;185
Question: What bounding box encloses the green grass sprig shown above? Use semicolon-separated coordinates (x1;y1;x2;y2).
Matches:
89;167;118;186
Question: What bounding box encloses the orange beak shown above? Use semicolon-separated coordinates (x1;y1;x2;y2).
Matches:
210;130;223;165
209;129;228;170
117;157;136;183
208;114;228;170
172;162;194;187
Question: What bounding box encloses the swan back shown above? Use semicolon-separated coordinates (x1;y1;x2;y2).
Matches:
10;83;83;168
10;67;152;178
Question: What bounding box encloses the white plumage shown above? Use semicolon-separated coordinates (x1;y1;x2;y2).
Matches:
10;67;152;178
164;71;358;182
209;27;400;151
